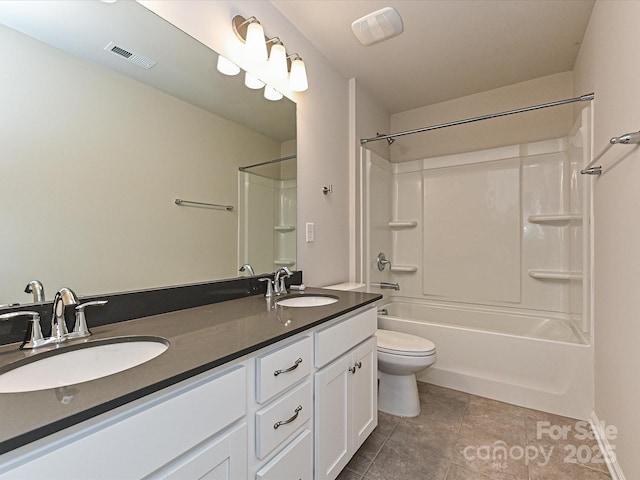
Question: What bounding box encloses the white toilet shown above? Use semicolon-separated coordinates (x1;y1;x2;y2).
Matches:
376;329;436;417
322;283;437;417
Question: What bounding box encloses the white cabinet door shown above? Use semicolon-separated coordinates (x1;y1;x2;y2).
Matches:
314;353;350;480
350;336;377;450
314;336;378;480
161;423;247;480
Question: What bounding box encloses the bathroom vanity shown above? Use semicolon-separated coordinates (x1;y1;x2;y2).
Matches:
0;288;380;479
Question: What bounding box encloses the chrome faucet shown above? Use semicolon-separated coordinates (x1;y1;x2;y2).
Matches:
239;264;255;277
24;280;45;302
0;289;107;349
51;287;79;342
274;267;293;295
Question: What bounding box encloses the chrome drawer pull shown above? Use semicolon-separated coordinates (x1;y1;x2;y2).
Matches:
273;405;302;429
274;357;302;376
349;361;362;374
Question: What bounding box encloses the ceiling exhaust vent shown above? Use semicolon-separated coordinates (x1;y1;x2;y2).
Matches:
351;7;403;47
104;42;156;69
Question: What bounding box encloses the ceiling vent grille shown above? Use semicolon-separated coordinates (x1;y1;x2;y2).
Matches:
104;41;156;69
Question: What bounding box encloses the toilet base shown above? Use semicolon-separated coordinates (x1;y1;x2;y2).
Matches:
377;371;421;417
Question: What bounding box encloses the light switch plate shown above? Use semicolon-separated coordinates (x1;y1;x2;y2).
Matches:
306;222;315;242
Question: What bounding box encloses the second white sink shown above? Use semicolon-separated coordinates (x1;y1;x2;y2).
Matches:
276;295;339;308
0;336;169;393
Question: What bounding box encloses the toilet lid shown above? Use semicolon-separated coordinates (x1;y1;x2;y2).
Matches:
376;329;436;357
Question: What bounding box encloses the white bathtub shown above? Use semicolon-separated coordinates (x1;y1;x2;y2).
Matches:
377;298;593;419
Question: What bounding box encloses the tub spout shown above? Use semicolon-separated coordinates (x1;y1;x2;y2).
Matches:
374;282;400;291
378;308;389;315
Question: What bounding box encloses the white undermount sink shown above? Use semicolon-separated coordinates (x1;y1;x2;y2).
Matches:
0;336;169;393
276;295;339;308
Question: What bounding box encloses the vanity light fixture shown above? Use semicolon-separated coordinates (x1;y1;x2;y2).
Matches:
242;18;268;64
267;40;288;80
216;55;240;76
288;54;308;92
232;14;309;92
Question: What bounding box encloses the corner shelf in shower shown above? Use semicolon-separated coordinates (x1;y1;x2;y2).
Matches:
274;259;296;266
388;221;418;229
528;269;583;280
527;214;582;225
274;225;296;232
390;265;418;273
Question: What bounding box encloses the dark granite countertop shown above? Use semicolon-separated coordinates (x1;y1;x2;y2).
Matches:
0;288;381;455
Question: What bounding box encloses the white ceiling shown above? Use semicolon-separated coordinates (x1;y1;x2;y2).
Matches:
271;0;595;114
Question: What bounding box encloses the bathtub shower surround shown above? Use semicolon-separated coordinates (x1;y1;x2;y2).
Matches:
364;107;593;419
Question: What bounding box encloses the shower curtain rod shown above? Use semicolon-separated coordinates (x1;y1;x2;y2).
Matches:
238;154;297;171
360;93;595;145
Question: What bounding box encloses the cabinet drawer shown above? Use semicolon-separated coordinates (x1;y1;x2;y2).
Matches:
256;429;312;480
255;380;312;459
256;336;312;403
315;307;376;367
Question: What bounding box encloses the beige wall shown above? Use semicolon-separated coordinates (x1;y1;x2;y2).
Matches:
141;0;351;287
573;1;640;477
0;24;280;301
390;72;575;162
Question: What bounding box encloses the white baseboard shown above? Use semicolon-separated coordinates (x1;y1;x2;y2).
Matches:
590;411;625;480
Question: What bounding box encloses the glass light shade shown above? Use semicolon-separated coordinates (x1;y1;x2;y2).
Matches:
267;43;288;79
264;86;283;101
244;72;265;90
216;55;240;76
244;21;267;64
289;58;308;92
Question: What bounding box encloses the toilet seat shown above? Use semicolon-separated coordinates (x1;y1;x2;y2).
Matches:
376;329;436;357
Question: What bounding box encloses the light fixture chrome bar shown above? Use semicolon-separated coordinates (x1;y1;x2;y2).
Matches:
581;130;640;175
360;93;595;145
239;154;297;171
174;199;233;211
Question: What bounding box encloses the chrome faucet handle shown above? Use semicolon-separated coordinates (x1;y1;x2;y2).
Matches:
69;300;108;339
377;252;391;271
259;278;275;298
0;311;45;349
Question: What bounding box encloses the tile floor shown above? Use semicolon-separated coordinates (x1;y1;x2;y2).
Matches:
338;382;612;480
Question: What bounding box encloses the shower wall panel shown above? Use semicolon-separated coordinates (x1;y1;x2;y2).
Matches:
366;133;587;322
422;158;521;304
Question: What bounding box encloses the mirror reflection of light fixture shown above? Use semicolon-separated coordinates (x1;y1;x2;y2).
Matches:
289;55;308;92
216;55;240;76
267;41;288;80
244;72;265;89
264;86;283;101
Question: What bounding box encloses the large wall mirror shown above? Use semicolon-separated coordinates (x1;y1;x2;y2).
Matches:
0;1;297;305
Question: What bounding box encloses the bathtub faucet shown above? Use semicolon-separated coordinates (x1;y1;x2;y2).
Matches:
378;308;389;315
374;282;400;291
